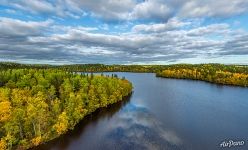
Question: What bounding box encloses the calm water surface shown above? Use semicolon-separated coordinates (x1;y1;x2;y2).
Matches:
34;73;248;150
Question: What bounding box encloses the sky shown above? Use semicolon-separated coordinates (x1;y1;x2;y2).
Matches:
0;0;248;65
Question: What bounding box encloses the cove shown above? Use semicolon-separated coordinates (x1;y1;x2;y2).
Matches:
34;73;248;150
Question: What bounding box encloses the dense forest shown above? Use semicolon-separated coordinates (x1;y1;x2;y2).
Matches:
1;62;247;87
156;64;248;87
0;62;165;72
0;69;132;149
0;62;247;74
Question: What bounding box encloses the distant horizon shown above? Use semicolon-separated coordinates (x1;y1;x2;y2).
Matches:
0;61;247;66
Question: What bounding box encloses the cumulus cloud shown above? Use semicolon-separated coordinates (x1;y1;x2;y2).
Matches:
0;0;55;14
178;0;248;18
131;0;172;21
0;16;247;64
132;18;190;32
63;0;173;21
187;24;230;36
220;34;248;55
0;17;52;37
2;0;248;21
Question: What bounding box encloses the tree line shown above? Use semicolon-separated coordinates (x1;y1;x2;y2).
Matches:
1;62;247;87
0;69;132;149
1;62;247;74
0;62;165;73
156;64;248;87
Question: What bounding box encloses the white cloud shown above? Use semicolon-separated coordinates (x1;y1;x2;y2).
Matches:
0;16;247;64
66;0;173;21
132;18;190;32
0;0;55;14
0;17;53;36
178;0;248;18
0;0;170;20
187;24;230;36
2;0;248;21
131;0;172;20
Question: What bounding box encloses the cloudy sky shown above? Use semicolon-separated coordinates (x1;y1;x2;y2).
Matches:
0;0;248;64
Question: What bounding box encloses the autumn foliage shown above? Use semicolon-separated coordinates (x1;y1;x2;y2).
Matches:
156;64;248;87
0;69;132;149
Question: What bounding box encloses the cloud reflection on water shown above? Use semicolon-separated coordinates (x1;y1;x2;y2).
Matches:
102;103;183;150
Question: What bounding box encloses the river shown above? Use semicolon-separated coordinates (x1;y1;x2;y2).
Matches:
34;73;248;150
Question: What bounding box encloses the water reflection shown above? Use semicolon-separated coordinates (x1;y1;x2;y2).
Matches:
35;97;183;150
103;103;183;150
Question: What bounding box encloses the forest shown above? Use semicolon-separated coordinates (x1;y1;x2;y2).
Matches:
156;64;248;87
1;62;248;87
0;62;247;74
0;62;165;73
0;69;132;149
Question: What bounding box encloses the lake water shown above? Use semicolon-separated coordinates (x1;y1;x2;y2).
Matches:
34;73;248;150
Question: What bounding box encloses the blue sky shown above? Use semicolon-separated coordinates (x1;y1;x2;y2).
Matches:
0;0;247;65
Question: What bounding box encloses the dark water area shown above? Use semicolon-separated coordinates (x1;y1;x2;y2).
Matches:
34;73;248;150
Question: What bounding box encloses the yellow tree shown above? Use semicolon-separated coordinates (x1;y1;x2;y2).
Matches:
53;112;69;135
0;101;12;122
0;139;7;150
27;92;48;137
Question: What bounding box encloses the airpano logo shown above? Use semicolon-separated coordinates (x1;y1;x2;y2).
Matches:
220;140;245;148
